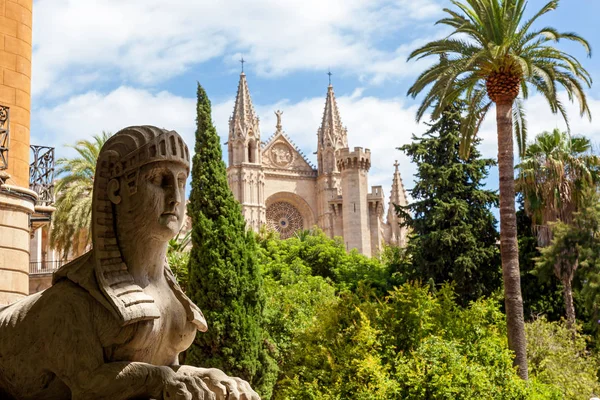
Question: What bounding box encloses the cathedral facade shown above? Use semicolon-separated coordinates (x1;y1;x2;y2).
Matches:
225;72;408;257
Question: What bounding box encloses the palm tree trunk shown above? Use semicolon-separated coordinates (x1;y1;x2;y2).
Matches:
563;278;576;332
496;101;528;380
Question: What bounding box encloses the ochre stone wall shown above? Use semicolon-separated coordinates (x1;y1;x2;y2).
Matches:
0;0;32;188
0;0;33;305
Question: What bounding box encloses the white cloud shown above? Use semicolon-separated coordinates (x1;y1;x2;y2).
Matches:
36;83;600;215
476;91;600;163
32;0;443;97
32;87;196;154
34;85;423;211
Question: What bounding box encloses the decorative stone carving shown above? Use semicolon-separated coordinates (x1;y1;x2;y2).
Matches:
0;126;260;400
269;142;293;167
274;110;283;132
266;201;303;239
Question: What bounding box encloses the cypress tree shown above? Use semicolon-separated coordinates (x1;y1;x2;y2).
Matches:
187;83;275;394
398;105;501;305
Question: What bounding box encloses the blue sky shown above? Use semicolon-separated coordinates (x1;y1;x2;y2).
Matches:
30;0;600;215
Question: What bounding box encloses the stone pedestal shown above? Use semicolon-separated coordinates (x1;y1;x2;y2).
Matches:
0;184;36;305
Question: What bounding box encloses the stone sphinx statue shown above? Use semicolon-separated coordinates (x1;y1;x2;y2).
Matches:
0;126;260;400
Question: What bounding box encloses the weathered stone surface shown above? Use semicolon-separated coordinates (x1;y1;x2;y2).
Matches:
0;126;260;400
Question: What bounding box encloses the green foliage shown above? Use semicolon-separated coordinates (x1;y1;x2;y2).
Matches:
407;0;593;378
167;230;191;293
262;265;337;359
168;229;191;253
517;129;600;246
517;205;564;321
536;193;600;332
275;283;559;399
526;317;600;399
257;228;390;293
186;83;276;397
168;230;192;291
398;105;501;305
50;131;112;258
407;0;592;157
261;262;339;398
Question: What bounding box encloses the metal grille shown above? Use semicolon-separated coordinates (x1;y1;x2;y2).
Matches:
29;260;70;275
30;145;55;206
0;105;9;170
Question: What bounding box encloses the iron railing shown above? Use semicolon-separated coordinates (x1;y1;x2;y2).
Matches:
0;105;8;170
29;260;70;275
30;145;55;206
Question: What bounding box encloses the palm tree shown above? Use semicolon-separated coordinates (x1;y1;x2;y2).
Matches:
407;0;592;379
517;129;600;328
50;132;112;258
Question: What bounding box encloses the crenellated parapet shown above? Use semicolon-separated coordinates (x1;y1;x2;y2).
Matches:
368;186;385;217
336;147;371;171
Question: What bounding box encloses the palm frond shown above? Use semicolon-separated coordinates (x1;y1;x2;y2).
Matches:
517;128;600;246
407;0;591;160
50;132;112;257
513;98;527;158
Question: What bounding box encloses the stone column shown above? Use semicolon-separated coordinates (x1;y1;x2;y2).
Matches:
0;0;34;305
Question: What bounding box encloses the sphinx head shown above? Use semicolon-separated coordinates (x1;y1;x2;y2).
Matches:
95;126;190;245
109;160;187;242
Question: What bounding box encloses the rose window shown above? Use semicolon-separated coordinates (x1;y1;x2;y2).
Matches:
266;201;304;239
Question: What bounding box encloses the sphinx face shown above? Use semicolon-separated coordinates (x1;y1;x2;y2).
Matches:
116;161;188;242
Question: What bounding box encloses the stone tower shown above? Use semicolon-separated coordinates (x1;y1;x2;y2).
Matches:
0;0;35;305
226;72;265;230
337;147;372;255
386;160;409;247
316;84;348;236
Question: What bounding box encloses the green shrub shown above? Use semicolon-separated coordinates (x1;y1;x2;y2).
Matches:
274;284;560;399
526;317;600;399
257;228;390;293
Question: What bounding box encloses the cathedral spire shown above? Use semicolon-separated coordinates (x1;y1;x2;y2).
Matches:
229;72;260;141
388;160;408;213
317;82;348;175
318;83;348;152
386;160;408;246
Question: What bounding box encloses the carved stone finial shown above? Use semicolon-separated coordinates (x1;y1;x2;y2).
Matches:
394;160;399;170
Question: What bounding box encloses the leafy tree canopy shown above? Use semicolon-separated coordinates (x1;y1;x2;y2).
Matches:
398;105;501;305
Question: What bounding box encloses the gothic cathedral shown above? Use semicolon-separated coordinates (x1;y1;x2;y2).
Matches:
226;72;408;257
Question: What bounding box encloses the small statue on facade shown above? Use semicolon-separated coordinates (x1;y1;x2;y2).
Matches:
274;110;283;132
0;126;260;400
